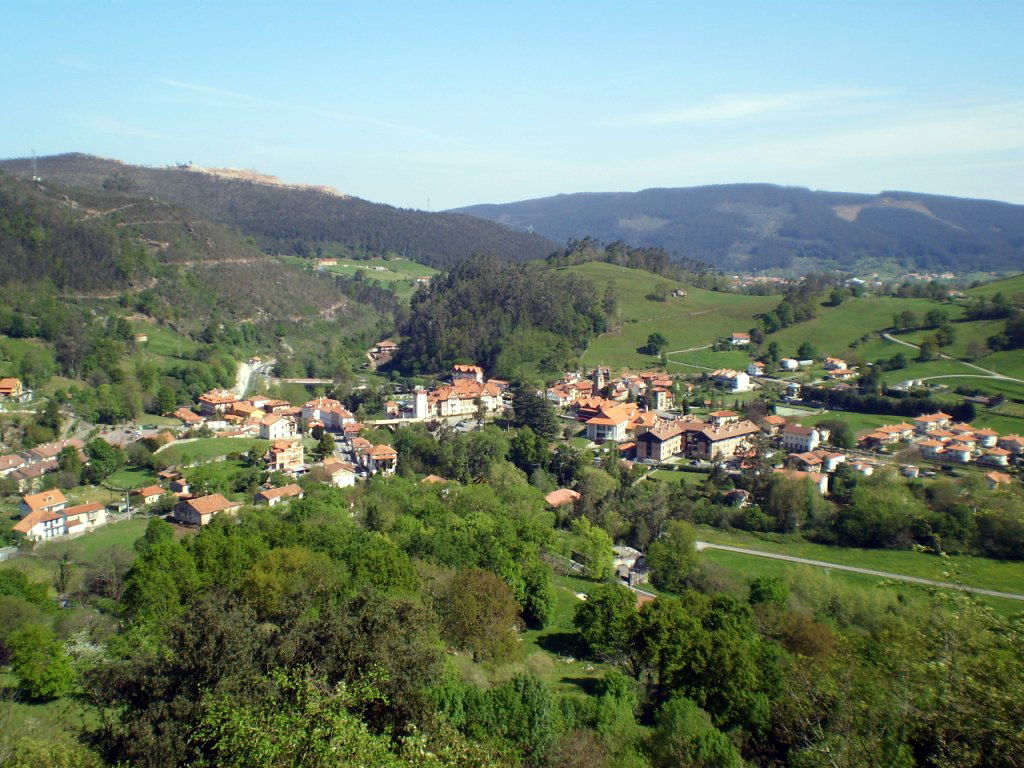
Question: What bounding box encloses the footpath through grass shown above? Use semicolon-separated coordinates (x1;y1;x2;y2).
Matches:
695;526;1024;597
568;262;777;369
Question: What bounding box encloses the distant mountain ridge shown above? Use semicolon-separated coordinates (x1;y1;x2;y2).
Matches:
0;153;556;268
452;184;1024;274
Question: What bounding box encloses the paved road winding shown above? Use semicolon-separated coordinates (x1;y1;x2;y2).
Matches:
696;541;1024;602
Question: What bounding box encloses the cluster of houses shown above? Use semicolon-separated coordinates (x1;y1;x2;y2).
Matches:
859;411;1022;469
547;367;675;410
0;438;85;492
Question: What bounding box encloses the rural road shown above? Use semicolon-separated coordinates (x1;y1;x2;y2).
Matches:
880;333;1024;383
696;541;1024;602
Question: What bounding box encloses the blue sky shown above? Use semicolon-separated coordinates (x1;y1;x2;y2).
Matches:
3;1;1024;208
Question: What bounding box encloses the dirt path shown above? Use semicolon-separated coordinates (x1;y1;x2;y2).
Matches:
881;333;1024;384
696;541;1024;601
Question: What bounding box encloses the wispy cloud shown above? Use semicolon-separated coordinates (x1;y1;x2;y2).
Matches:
157;77;414;134
611;87;884;126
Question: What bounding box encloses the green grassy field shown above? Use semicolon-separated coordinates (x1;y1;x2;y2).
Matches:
565;263;778;369
666;348;752;371
649;469;709;485
107;465;159;490
896;318;1005;360
318;257;438;300
878;357;982;386
811;410;903;434
158;437;269;464
37;518;149;563
965;273;1024;299
702;549;1023;616
133;321;201;358
517;573;608;693
696;526;1024;597
766;296;963;358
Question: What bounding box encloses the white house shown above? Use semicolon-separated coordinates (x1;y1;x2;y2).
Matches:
585;403;632;443
730;332;751;346
13;501;107;542
781;424;820;453
259;413;296;440
712;369;751;393
321;458;357;487
779;358;799;371
254;484;304;506
747;361;766;377
917;439;945;459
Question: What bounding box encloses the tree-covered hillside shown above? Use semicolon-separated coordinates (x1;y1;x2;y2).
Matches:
453;184;1024;274
0;171;376;336
0;154;557;268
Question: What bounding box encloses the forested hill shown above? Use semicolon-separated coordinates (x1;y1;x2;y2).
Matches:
452;184;1024;274
0;153;556;268
0;171;365;333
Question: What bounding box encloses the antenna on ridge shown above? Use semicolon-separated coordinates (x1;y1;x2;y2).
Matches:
31;149;40;182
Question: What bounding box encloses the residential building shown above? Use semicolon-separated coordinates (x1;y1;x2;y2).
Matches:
254;484;304;506
998;435;1024;454
198;389;239;416
19;489;68;518
301;398;354;431
945;443;973;463
635;422;687;461
779;358;799;371
175;494;242;526
761;414;786;436
428;378;503;418
781;424;820;453
791;449;845;473
986;471;1013;490
688;420;761;460
259;413;295;440
26;438;84;463
13;501;106;542
747;361;766;377
264;438;304;473
321;458;356;488
730;332;751;346
0;377;27;401
707;410;740;426
365;444;398;476
982;448;1011;467
451;364;485;383
711;369;751;393
9;460;58;492
585;403;633;443
131;485;167;506
973;428;999;448
823;357;847;371
914;412;953;434
174;407;204;425
0;454;26;476
917;439;945;459
544;488;580;508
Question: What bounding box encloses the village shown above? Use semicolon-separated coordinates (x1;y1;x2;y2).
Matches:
5;329;1021;547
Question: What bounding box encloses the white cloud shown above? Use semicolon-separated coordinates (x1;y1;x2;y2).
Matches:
157;77;414;133
611;87;885;126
